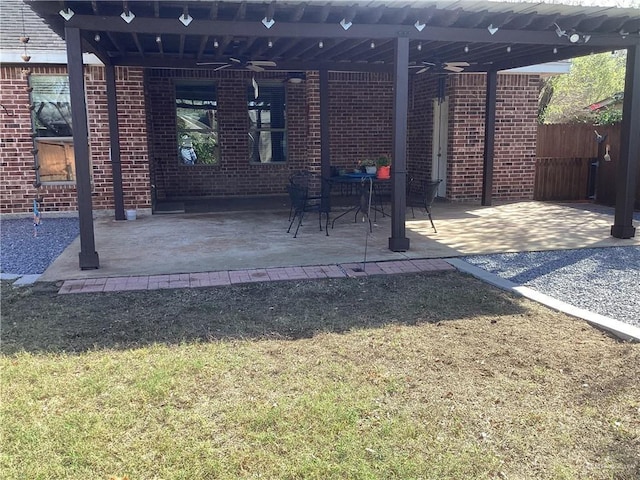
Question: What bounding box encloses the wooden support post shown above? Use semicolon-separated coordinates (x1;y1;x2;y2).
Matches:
65;26;99;269
482;70;497;206
611;45;639;239
105;63;125;221
389;36;410;252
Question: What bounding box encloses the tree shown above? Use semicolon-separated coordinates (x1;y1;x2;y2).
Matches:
539;50;626;124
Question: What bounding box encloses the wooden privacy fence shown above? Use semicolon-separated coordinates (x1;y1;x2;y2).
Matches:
535;124;628;205
534;157;591;201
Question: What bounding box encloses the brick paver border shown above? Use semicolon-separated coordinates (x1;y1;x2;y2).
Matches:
58;259;456;294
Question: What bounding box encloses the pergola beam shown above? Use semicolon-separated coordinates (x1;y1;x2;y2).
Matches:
62;16;640;48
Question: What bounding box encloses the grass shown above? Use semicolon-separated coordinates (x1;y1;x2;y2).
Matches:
2;272;639;479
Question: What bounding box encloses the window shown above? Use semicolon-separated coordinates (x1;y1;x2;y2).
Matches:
29;75;75;182
176;82;218;165
248;83;287;163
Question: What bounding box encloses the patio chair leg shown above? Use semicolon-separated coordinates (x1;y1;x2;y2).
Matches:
426;207;437;233
287;212;298;234
293;211;305;238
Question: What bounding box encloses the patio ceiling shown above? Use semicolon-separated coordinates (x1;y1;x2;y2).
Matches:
27;1;640;73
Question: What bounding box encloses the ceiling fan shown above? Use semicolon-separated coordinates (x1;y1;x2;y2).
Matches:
410;61;470;74
197;57;277;72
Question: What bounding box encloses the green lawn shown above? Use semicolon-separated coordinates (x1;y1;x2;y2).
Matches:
2;273;639;479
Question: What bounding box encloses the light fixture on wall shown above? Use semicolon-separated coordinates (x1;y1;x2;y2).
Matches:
464;45;469;53
94;33;101;42
213;39;219;48
506;45;512;53
268;40;273;48
417;42;422;51
370;41;375;49
287;72;305;84
553;47;558;54
318;40;324;48
155;35;162;43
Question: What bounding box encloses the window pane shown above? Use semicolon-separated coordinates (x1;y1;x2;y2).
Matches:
35;138;75;182
30;76;73;137
29;75;75;183
176;83;218;165
248;83;287;163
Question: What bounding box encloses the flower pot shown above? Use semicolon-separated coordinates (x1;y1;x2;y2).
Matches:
376;165;391;179
365;166;377;175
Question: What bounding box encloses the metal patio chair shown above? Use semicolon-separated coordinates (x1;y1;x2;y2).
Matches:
407;177;442;233
286;176;331;238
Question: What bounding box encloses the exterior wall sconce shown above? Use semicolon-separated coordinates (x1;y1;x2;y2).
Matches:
288;73;305;84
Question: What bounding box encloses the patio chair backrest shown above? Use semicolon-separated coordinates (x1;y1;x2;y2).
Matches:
408;177;442;206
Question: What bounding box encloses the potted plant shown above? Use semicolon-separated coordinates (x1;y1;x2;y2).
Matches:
359;159;377;175
376;156;391;179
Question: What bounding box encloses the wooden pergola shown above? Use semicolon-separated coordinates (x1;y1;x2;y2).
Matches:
27;0;640;270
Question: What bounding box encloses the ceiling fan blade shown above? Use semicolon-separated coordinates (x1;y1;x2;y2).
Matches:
415;67;430;74
196;61;228;66
249;60;277;67
445;62;470;67
247;64;265;72
444;65;465;73
213;64;231;71
229;57;242;64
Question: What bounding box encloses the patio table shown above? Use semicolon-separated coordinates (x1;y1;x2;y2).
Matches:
328;174;389;228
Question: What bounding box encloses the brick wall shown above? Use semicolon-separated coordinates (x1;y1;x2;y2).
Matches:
327;72;394;170
146;69;309;199
2;64;540;214
447;73;539;201
0;64;150;215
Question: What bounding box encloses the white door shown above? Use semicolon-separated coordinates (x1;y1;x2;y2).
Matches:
431;97;448;198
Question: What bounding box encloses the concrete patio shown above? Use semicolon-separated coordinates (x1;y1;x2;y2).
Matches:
39;200;639;282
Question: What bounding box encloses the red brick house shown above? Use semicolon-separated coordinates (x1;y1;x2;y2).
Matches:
1;0;638;269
